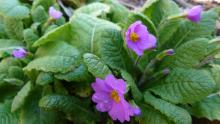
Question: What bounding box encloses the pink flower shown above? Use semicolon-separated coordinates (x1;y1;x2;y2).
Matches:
49;6;62;20
91;74;141;123
12;48;27;58
125;21;157;56
187;5;202;23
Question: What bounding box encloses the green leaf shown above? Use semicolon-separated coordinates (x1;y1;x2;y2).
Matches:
54;81;68;95
0;85;20;102
24;56;79;73
162;9;219;49
120;70;143;102
55;64;92;83
11;82;33;112
120;12;157;36
161;38;209;68
0;58;21;85
141;0;159;12
144;92;191;124
139;104;171;124
8;66;24;80
35;41;80;58
210;64;220;90
103;0;129;22
19;87;66;124
150;68;216;104
25;41;81;73
0;100;19;124
39;94;98;123
32;0;55;11
31;5;48;23
4;17;24;40
158;19;181;48
0;0;30;19
75;2;110;17
83;53;111;79
0;39;23;57
141;0;180;26
98;27;133;72
69;13;120;53
23;28;39;51
33;23;72;47
3;78;24;86
188;95;220;121
36;72;54;86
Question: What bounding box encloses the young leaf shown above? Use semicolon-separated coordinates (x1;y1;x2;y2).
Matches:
144;92;192;124
74;2;110;17
150;68;216;104
11;82;33;112
83;53;111;79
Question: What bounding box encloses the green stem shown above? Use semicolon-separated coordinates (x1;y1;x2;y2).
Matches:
138;59;157;86
134;56;141;66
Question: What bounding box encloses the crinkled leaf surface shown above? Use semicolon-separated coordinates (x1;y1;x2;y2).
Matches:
144;92;191;124
83;53;111;79
188;95;220;121
150;68;216;104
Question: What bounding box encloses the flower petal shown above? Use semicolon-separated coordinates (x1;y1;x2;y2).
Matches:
96;101;112;112
105;75;127;94
49;6;63;19
91;78;111;92
92;92;110;103
187;5;202;23
108;99;133;123
137;34;157;50
127;41;144;56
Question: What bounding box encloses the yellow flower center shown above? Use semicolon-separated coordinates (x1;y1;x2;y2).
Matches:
110;90;120;103
130;32;139;42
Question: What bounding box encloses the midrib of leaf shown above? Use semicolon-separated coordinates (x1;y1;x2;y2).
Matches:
90;23;97;53
174;30;191;48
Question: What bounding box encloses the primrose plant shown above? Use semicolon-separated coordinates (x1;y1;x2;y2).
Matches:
0;0;219;124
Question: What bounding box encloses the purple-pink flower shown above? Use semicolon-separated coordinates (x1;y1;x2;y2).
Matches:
12;48;27;58
125;21;157;56
49;7;62;20
186;5;202;23
91;74;141;123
